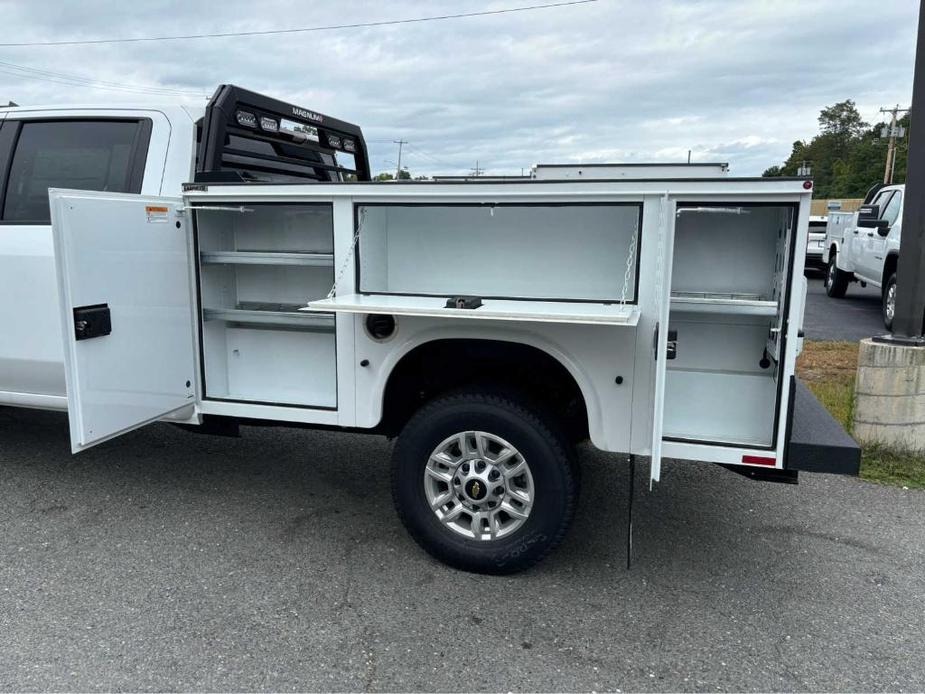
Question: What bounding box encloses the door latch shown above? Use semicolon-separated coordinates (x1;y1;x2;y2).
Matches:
73;304;111;341
653;323;678;360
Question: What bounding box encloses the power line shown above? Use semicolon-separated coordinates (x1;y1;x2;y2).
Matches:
0;59;208;96
394;140;407;180
402;142;460;170
0;0;598;48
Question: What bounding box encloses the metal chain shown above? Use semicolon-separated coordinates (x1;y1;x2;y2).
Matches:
326;207;366;299
619;214;639;305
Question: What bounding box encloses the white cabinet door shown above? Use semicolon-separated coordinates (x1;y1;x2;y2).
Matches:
49;190;196;453
650;196;676;484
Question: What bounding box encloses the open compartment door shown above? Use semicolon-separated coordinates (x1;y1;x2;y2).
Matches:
49;190;196;453
650;196;676;483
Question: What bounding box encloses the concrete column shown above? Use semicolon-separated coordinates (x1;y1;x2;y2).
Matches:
854;338;925;451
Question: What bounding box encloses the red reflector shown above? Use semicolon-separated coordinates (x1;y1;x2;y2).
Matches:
742;455;776;466
803;180;813;190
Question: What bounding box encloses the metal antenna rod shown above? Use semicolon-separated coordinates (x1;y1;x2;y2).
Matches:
626;454;635;569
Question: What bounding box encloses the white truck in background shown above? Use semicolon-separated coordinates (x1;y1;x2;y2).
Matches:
823;183;904;329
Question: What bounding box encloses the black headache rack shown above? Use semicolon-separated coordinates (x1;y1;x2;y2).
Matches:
196;84;371;184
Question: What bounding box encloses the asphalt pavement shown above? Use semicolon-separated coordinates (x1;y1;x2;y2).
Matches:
802;271;886;342
1;407;923;692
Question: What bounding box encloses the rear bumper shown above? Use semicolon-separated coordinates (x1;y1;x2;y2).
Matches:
804;251;826;270
784;377;861;475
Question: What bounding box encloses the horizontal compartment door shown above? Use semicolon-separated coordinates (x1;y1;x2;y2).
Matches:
306;294;639;326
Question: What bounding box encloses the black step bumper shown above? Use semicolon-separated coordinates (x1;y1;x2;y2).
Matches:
784;377;861;475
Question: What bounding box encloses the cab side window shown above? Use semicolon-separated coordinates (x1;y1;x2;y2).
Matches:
881;191;902;227
0;119;150;224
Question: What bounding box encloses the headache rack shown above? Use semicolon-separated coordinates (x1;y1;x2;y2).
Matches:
196;84;371;184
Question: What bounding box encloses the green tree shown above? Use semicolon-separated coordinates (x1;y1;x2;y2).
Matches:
762;101;909;198
374;168;412;181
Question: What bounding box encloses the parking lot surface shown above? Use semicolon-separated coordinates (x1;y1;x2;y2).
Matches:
802;273;885;342
1;407;923;692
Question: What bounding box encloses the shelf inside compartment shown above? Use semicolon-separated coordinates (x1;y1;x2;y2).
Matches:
663;369;777;446
306;294;640;326
670;291;778;316
203;303;335;331
200;251;334;267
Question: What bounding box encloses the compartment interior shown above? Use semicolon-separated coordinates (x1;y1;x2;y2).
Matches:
665;204;794;446
196;204;336;408
358;203;641;302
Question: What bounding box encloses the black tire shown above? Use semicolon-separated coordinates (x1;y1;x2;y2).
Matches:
391;390;578;575
883;272;897;331
825;251;850;298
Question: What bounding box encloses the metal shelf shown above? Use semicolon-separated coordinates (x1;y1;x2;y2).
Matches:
670;291;777;317
203;303;335;331
200;251;333;267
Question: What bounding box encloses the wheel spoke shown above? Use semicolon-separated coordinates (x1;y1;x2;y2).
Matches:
425;465;453;484
432;450;457;467
488;512;500;540
506;487;532;506
502;459;527;479
469;512;484;538
475;432;490;458
430;491;453;510
442;504;465;523
501;500;529;520
491;446;517;465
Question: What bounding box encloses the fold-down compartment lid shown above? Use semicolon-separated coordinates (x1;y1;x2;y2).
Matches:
304;294;640;326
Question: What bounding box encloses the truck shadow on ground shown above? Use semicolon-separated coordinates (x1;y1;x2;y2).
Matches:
0;405;845;587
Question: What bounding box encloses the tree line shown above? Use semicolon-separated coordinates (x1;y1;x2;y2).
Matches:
762;100;910;199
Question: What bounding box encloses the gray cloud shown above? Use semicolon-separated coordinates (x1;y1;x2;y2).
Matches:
0;0;917;175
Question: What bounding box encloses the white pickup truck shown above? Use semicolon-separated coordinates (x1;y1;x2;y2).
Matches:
822;184;904;329
0;85;860;574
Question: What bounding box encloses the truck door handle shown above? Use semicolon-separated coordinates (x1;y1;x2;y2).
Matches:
73;304;112;341
867;232;874;237
853;230;859;235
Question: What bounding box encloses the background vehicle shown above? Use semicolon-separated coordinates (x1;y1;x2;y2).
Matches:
822;183;904;329
805;214;828;272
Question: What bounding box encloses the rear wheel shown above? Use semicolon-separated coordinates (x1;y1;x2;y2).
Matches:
825;252;850;298
391;390;578;574
883;272;897;331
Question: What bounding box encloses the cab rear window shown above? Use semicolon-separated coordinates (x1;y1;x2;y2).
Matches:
0;119;150;224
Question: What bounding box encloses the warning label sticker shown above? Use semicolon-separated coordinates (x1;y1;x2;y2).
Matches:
145;205;169;223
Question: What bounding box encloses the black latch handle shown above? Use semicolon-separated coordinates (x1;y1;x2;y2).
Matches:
73;304;111;341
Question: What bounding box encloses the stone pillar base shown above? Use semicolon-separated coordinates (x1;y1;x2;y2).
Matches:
854;337;925;452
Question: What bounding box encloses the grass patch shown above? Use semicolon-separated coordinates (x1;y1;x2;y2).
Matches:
797;340;925;489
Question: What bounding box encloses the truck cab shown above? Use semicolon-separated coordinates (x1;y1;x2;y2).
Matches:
0;103;199;410
823;183;903;328
0;85;370;410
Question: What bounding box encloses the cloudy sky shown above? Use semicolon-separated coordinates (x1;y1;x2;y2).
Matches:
0;0;917;176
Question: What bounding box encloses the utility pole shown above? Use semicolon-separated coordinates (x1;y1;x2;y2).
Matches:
469;160;484;177
393;140;407;180
887;3;923;339
880;104;910;184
